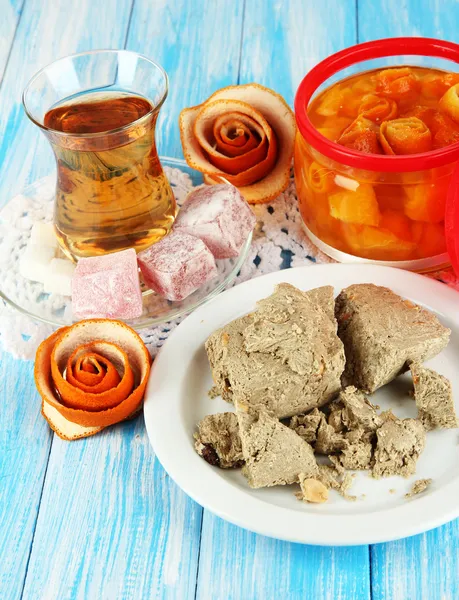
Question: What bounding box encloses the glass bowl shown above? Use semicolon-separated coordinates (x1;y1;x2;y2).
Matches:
294;37;459;272
0;157;252;330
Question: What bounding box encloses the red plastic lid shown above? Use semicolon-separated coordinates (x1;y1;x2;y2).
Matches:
446;163;459;277
294;37;459;277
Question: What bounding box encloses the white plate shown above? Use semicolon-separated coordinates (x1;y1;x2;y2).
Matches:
144;264;459;546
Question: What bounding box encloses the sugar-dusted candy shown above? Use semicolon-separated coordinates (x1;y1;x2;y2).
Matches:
174;184;256;258
72;248;142;320
30;222;58;249
19;245;55;283
138;232;217;301
43;258;76;296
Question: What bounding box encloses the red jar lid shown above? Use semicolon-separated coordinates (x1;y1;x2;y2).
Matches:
446;165;459;277
294;37;459;278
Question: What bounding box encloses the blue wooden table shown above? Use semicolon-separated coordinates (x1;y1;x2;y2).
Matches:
1;1;459;598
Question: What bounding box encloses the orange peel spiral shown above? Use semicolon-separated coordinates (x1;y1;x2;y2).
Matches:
34;320;151;440
179;84;296;204
337;116;382;154
358;94;398;122
380;117;432;155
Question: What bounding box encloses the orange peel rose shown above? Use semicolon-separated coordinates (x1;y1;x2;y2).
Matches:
179;84;296;204
358;94;397;122
380;117;432;155
34;320;151;440
337;116;382;154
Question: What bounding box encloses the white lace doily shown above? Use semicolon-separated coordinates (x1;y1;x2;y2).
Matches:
0;167;457;361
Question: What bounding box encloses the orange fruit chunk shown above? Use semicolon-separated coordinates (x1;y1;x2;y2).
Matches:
403;180;448;223
379;210;413;242
412;222;447;258
422;73;459;99
329;184;380;226
315;86;361;119
343;224;416;261
439;83;459;123
375;67;421;105
375;184;406;211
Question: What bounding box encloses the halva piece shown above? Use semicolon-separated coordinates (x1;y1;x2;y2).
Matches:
372;417;426;478
289;408;322;444
335;284;450;392
206;283;345;418
405;478;432;498
337;386;383;432
194;412;244;468
410;363;458;430
236;402;319;488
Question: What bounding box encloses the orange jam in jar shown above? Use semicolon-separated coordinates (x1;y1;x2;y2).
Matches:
294;38;459;270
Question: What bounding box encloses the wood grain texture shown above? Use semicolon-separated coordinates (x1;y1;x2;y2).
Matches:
239;0;357;106
196;3;370;599
196;515;370;600
358;0;459;41
0;354;52;600
0;0;134;205
358;3;459;599
0;0;23;84
20;1;246;598
21;417;202;600
126;0;246;157
0;0;133;598
371;521;459;600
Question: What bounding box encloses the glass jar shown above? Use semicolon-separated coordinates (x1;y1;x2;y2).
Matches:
294;37;459;272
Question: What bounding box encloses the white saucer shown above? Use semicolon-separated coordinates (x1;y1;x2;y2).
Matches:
0;157;251;330
144;263;459;545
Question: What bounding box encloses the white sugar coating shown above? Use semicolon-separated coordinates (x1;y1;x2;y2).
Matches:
72;248;143;320
43;258;76;296
19;244;56;284
30;222;58;249
138;231;217;301
174;184;256;258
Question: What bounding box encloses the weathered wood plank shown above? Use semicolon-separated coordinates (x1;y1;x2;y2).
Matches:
126;0;246;158
358;2;459;599
371;522;459;600
0;0;133;598
0;355;52;600
196;2;371;598
21;418;203;600
0;0;23;84
0;0;132;204
196;515;370;600
20;1;245;598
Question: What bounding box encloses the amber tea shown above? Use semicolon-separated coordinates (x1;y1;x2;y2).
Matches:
43;91;176;259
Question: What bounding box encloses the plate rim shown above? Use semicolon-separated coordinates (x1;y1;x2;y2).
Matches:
144;263;459;546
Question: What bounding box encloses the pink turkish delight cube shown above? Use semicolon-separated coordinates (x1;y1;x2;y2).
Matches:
174;184;256;259
138;232;217;301
72;248;143;320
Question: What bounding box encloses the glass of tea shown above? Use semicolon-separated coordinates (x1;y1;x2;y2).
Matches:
22;50;176;260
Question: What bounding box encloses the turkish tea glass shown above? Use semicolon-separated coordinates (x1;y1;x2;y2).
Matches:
23;50;176;260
